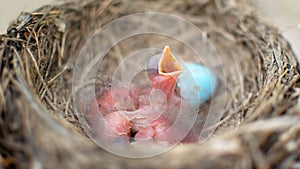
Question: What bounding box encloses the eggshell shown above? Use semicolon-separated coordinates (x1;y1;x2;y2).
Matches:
177;63;218;106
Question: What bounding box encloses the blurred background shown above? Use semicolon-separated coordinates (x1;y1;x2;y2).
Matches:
0;0;299;58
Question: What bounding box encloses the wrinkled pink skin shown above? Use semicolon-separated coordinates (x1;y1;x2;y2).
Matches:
97;86;139;115
97;111;131;142
85;47;199;144
86;77;199;144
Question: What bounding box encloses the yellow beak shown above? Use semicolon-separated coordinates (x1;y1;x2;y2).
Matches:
158;46;183;79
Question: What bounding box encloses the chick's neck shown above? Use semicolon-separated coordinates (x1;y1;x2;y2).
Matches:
150;74;178;100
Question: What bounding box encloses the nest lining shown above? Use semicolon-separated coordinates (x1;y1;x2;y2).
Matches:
0;0;300;169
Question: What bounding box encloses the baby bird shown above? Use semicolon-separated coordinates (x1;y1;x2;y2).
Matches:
132;46;185;143
86;46;217;144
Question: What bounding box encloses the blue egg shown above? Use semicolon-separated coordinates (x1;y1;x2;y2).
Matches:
177;63;218;107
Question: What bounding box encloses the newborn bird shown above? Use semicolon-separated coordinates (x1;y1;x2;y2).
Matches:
86;46;217;144
132;46;186;143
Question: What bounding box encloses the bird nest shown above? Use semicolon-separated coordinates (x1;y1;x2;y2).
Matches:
1;0;300;168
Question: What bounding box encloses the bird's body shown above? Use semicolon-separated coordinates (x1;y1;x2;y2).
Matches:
97;85;138;115
85;46;217;144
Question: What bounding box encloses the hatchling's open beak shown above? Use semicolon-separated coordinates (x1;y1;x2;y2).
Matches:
158;46;183;79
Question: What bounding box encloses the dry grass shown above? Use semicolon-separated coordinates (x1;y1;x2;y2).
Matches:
0;0;299;168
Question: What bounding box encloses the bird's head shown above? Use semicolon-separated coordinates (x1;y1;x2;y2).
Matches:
147;46;183;99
